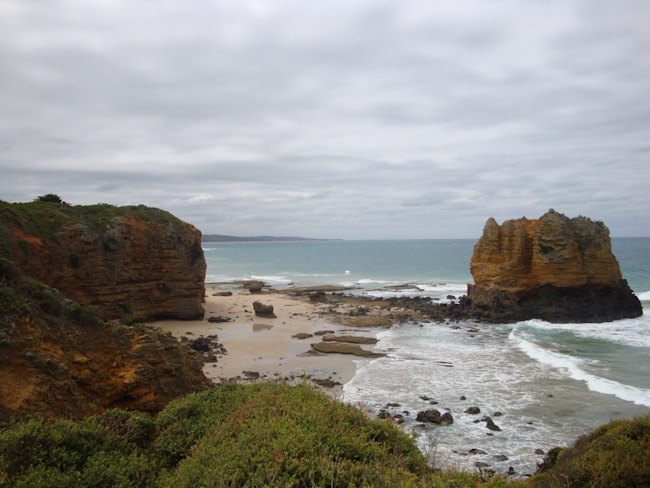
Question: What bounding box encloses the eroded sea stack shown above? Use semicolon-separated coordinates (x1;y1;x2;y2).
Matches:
0;201;206;322
465;209;642;323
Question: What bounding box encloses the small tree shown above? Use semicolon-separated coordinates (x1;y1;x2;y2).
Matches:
34;194;66;204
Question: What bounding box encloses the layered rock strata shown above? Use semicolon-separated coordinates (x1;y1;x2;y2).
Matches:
465;209;642;323
0;259;210;420
0;201;206;322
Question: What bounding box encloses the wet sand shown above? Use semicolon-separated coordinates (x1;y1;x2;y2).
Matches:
151;284;383;396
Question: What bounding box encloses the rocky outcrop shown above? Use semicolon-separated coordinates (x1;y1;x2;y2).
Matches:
253;301;276;318
464;209;642;323
311;342;386;358
0;201;206;322
415;409;454;425
321;334;378;344
0;259;210;420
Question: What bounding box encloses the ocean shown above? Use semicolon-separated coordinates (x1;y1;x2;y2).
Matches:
202;238;650;476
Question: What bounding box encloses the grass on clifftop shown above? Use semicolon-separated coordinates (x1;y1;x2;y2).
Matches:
0;200;184;242
1;380;649;487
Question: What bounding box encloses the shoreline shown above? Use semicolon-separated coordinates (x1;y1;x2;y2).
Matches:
151;283;385;397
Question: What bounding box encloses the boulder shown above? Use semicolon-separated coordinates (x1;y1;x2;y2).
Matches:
483;417;502;431
465;406;481;414
415;409;454;425
465;209;642;323
253;301;277;318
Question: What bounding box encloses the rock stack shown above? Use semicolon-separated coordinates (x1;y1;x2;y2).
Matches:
464;209;642;323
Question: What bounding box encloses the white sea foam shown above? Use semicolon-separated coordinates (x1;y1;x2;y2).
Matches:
511;330;650;407
356;278;391;284
205;274;242;282
417;283;467;293
638;290;650;301
250;274;293;284
520;317;650;348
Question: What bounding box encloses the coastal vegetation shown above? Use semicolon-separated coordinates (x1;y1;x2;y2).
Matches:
1;381;649;487
0;199;184;241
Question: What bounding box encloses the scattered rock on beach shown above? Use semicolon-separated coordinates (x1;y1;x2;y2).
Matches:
483;416;502;431
312;378;341;388
415;409;454;425
308;291;328;303
253;301;277;318
292;333;313;340
465;406;481;414
311;342;386;358
314;330;335;336
207;316;231;323
468;449;487;455
322;334;378;344
212;291;233;296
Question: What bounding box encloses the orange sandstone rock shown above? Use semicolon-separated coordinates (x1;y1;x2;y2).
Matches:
466;210;641;323
470;209;622;291
0;259;209;420
0;203;206;322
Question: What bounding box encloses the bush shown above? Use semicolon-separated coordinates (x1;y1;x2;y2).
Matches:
160;383;431;487
0;414;159;488
528;414;650;487
33;194;66;204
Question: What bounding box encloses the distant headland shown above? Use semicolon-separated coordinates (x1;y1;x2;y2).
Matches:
202;234;336;243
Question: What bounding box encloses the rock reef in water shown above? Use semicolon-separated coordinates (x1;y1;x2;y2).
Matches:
464;209;642;323
0;259;209;420
0;201;206;322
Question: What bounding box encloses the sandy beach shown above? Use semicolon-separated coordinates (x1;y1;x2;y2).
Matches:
151;283;384;396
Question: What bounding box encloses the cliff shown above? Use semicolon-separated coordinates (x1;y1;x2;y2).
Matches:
0;259;210;420
465;209;642;323
0;201;206;322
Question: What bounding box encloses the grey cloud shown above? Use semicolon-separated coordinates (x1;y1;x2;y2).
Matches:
1;0;649;238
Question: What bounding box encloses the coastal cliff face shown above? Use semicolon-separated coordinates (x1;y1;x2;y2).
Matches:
465;209;642;323
0;201;206;322
0;259;210;420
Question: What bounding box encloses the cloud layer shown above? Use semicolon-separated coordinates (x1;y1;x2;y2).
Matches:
1;0;649;238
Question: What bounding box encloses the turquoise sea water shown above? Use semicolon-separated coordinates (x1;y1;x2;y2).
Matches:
202;238;650;475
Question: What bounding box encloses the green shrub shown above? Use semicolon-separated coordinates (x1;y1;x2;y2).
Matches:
528;414;650;487
160;383;431;487
34;194;66;204
0;415;159;488
95;409;155;448
65;301;103;328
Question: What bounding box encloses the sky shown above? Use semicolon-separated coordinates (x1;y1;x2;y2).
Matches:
1;0;649;239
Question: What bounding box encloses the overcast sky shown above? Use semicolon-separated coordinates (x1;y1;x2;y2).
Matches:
1;0;649;239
